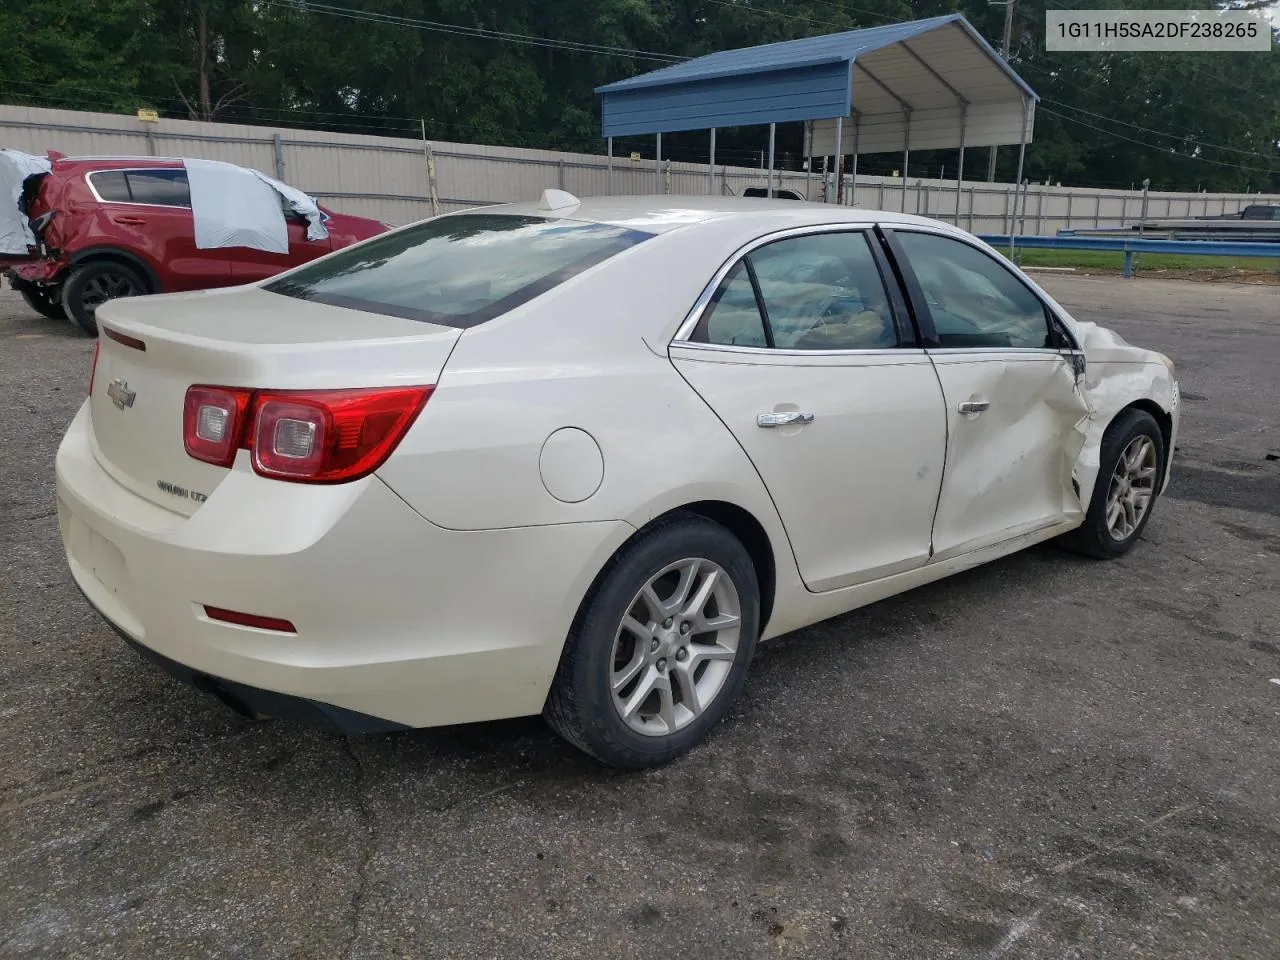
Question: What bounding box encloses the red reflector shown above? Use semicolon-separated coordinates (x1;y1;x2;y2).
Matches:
101;326;147;351
203;605;297;634
88;341;100;396
183;385;253;467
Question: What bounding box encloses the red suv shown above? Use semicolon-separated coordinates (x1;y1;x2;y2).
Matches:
3;154;389;334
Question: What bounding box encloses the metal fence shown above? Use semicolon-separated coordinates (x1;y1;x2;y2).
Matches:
3;104;1276;234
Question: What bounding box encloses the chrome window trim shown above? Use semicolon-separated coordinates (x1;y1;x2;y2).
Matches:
927;346;1065;357
672;341;928;359
885;224;1083;353
671;221;883;349
85;168;191;209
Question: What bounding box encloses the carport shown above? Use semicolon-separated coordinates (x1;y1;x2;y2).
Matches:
596;13;1038;212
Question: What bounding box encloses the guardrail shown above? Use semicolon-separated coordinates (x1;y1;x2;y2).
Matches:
1058;222;1280;244
978;234;1280;278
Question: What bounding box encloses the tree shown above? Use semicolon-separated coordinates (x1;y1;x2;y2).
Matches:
0;0;1275;191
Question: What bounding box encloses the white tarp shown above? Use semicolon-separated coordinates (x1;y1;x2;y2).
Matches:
249;170;329;242
185;158;291;254
0;149;52;255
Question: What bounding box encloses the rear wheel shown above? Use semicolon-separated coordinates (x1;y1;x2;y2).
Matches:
14;278;67;320
61;261;147;336
544;516;760;769
1061;408;1165;559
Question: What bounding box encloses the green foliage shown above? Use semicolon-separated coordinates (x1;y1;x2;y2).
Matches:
1;0;1276;190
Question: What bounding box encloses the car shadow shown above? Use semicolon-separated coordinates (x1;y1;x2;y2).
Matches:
78;539;1112;816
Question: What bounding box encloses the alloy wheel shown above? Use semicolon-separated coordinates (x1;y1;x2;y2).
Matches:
1106;434;1157;541
609;557;741;737
81;271;141;316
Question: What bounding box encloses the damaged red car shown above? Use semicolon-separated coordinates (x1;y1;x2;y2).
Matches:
1;152;388;334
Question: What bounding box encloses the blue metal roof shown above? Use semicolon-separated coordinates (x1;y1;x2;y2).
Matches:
597;14;1037;138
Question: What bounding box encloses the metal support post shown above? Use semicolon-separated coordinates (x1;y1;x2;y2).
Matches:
902;110;912;211
655;133;662;194
607;137;614;196
1009;96;1027;251
1134;177;1150;274
987;0;1015;181
833;116;844;205
767;122;776;198
272;132;285;180
955;106;967;224
421;119;440;217
709;128;716;195
850;115;860;206
803;123;812;200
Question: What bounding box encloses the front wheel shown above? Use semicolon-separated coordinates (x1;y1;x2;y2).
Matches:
1062;408;1166;559
61;261;147;336
544;516;760;769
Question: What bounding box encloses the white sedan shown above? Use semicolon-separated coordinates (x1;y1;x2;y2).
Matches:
56;193;1179;768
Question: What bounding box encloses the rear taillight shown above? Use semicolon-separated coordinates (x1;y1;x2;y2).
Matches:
183;386;252;467
88;342;100;396
181;384;431;483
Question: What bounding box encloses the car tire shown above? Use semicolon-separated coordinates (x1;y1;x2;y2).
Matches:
61;261;148;336
544;514;760;769
1061;408;1166;559
14;279;67;320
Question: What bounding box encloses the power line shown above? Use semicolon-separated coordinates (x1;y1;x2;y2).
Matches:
1038;105;1278;177
701;0;897;28
261;0;685;63
1043;99;1277;161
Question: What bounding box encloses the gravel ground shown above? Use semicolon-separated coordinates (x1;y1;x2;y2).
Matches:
1;276;1277;959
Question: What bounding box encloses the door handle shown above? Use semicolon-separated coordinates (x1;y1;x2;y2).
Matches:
111;216;147;225
957;400;990;415
757;411;815;428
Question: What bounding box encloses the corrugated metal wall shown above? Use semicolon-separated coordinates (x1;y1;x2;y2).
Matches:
2;104;1275;235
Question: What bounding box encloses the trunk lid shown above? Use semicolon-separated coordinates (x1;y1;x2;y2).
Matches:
89;286;461;515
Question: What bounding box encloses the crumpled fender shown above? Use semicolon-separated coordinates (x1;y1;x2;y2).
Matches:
1070;320;1178;505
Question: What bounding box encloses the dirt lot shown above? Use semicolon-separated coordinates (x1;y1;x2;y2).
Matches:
2;277;1278;959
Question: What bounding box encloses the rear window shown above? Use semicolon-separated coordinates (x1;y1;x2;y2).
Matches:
263;214;653;327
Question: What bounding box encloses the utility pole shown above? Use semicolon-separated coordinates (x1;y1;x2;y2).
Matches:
986;0;1015;182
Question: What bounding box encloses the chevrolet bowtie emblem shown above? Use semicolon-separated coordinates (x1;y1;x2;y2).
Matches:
107;378;136;411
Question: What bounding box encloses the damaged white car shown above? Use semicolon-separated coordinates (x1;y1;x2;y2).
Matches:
57;194;1178;768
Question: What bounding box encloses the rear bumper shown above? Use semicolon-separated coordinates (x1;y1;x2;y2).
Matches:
56;401;633;729
87;591;406;734
9;257;64;284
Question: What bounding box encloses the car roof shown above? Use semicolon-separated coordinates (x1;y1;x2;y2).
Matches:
463;194;959;237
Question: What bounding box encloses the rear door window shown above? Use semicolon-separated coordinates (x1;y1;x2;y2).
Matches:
88;171;131;203
125;169;191;207
264;214;652;327
690;230;901;350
